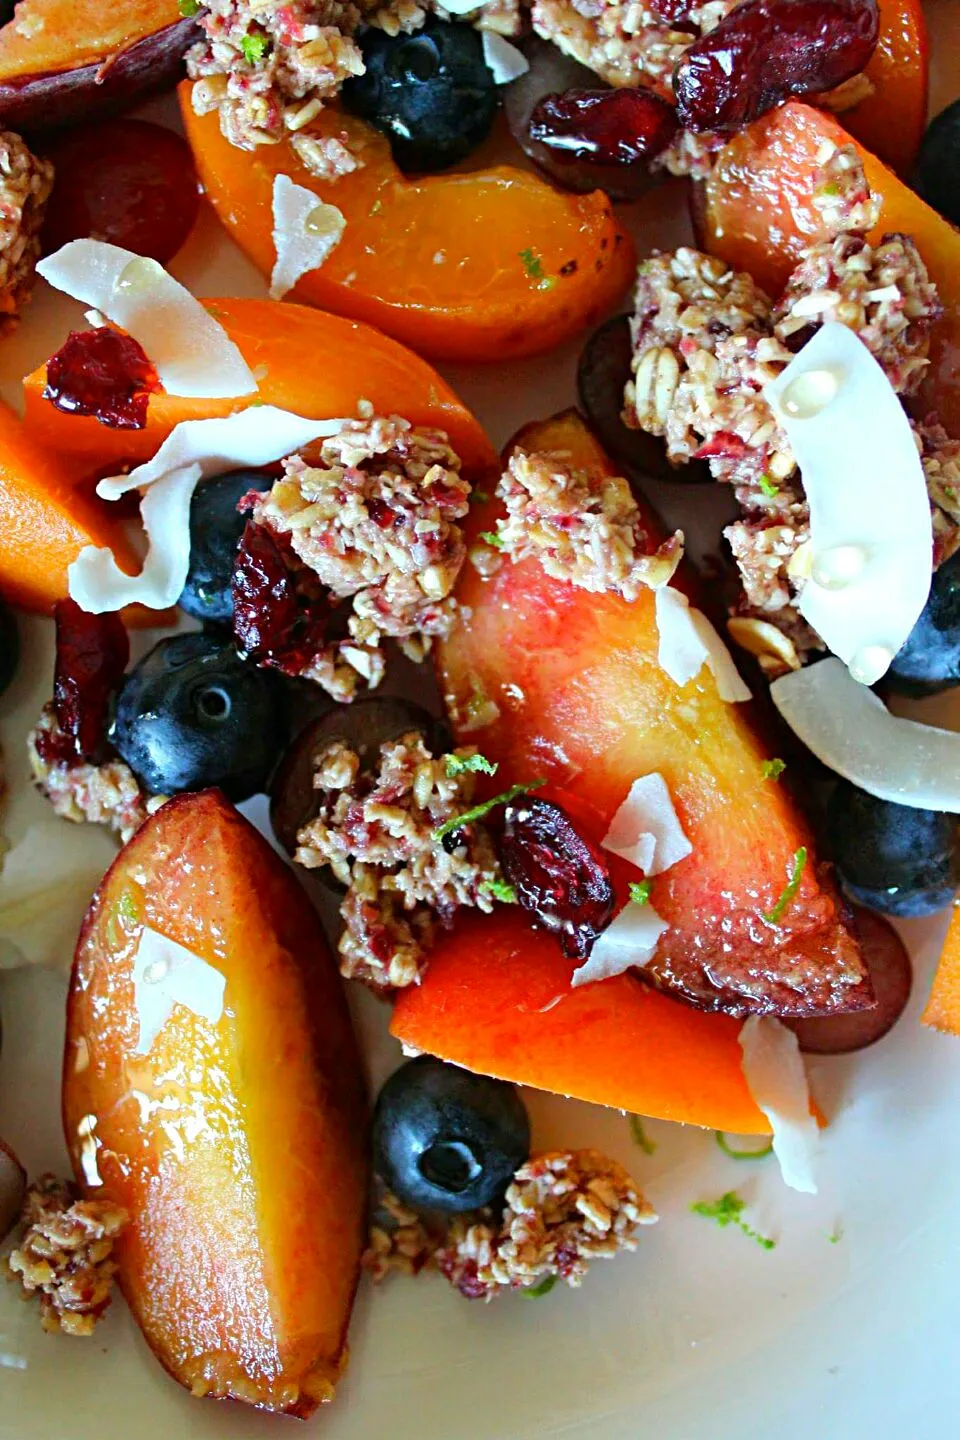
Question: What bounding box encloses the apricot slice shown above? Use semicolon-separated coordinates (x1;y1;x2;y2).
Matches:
179;85;635;363
922;907;960;1036
62;790;368;1415
0;398;154;619
0;0;196;131
844;0;928;176
696;102;960;433
23;298;498;478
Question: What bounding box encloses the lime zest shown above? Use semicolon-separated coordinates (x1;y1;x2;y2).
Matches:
690;1191;776;1250
479;530;504;549
763;846;807;925
433;780;546;843
481;877;517;903
518;247;557;291
445;753;498;778
761;757;786;782
523;1274;558;1298
715;1131;774;1162
628;879;651;906
629;1115;656;1155
758;473;780;498
178;0;200;14
240;31;270;63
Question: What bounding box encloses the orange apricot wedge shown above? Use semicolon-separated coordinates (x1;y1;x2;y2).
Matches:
179;84;635;363
922;906;960;1035
696;102;960;433
62;790;369;1415
22;298;498;478
843;0;928;176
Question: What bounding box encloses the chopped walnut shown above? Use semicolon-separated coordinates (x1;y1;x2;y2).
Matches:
434;1150;656;1299
251;414;470;701
5;1176;127;1336
363;1188;441;1281
490;447;682;597
531;0;696;90
294;733;503;992
915;415;960;566
653;125;725;181
27;708;159;844
0;130;54;330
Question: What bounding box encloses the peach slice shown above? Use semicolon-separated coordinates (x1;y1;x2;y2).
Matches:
62;790;369;1415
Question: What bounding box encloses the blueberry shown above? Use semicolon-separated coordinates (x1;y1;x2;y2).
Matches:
914;99;960;229
342;18;498;173
179;470;267;624
111;632;286;800
0;597;17;697
826;779;959;917
373;1057;530;1213
886;550;960;696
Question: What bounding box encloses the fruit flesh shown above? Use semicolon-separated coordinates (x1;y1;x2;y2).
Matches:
62;791;368;1415
179;84;636;363
847;0;927;176
697;102;960;432
924;907;960;1036
392;411;866;1123
22;298;498;478
0;0;182;75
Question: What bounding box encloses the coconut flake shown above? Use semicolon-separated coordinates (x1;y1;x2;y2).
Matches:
739;1015;819;1194
97;406;348;501
602;772;691;876
764;323;931;686
69;464;201;614
655;586;751;702
36;240;256;399
571;902;668;986
131;925;226;1056
270;175;345;302
771;657;960;812
482;31;530;83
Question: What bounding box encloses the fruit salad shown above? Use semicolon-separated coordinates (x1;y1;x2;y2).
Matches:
0;0;957;1424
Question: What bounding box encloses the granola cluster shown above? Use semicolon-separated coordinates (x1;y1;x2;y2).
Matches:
27;708;158;844
484;447;682;598
294;732;502;991
0;130;54;331
364;1186;440;1282
530;0;696;90
251;413;470;702
5;1176;127;1337
623;143;951;673
365;1151;656;1299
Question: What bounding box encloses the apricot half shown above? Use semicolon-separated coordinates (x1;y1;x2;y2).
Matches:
180;85;635;363
63;790;369;1415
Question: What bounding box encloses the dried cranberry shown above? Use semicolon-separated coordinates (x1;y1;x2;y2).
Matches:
232;521;329;675
648;0;696;21
499;797;615;959
41;120;199;266
529;87;679;167
44;329;160;431
674;0;880;134
52;598;129;762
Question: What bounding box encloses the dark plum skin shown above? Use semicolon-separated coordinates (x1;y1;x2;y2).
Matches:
914;99;960;232
112;632;286;802
180;470;268;624
886;550;960;696
674;0;880;133
342;18;497;173
825;779;959;918
373;1056;531;1214
0;595;17;697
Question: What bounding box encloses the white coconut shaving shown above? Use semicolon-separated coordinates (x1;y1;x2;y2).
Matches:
270;175;345;302
482;31;530;83
571;900;668;987
131;925;226;1056
602;772;691;876
655;586;751;702
37;240;256;399
739;1015;819;1194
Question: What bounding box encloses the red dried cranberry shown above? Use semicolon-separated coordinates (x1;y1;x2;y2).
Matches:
674;0;880;134
232;521;329;675
499;797;615;959
44;329;160;431
529;87;679;167
693;431;752;462
41;120;199;266
52;598;129;762
648;0;696;21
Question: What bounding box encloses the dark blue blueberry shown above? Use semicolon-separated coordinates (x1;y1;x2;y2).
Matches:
914;99;960;229
373;1056;530;1214
111;632;285;801
0;596;17;697
342;18;498;173
179;469;267;624
887;550;960;696
826;779;959;918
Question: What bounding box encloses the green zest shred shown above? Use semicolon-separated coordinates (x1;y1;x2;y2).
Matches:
827;1225;844;1245
523;1275;558;1298
240;31;270;64
628;879;651;906
629;1115;656;1155
761;757;786;782
178;0;200;14
758;473;780;498
690;1191;776;1250
446;752;498;778
763;846;807;925
479;530;504;549
433;780;546;843
482;878;517;904
469;488;491;506
518;247;557;291
714;1132;774;1162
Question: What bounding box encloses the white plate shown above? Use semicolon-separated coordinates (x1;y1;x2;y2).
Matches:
2;8;960;1435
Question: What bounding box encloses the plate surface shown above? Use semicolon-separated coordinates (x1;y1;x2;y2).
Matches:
2;8;960;1435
